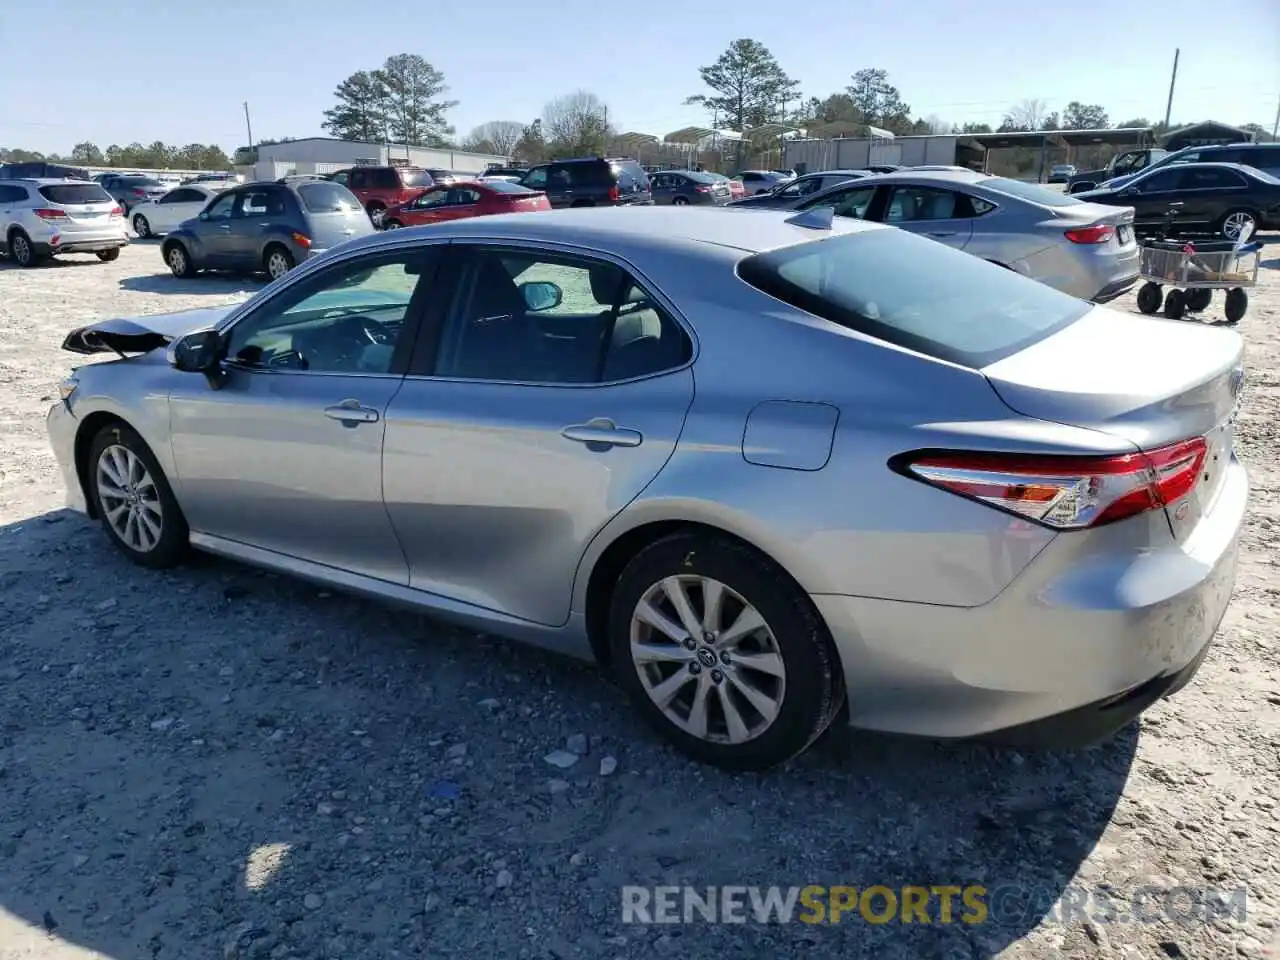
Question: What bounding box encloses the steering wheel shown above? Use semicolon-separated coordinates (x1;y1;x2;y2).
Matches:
355;317;394;345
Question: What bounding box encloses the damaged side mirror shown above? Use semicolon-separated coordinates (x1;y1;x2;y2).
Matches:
167;329;226;388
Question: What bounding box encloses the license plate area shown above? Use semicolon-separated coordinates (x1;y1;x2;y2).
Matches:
1117;225;1132;244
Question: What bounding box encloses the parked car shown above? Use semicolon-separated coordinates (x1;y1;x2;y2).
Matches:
127;183;228;238
422;168;465;186
704;172;745;200
50;206;1246;769
1093;142;1280;193
789;169;1139;302
649;170;733;205
382;180;550;228
1067;148;1168;194
519;157;652;207
864;164;905;174
728;170;870;209
326;166;434;224
0;178;126;267
733;170;792;195
1075;162;1280;241
1047;164;1078;184
98;174;169;216
0;161;90;180
159;179;374;281
483;166;529;179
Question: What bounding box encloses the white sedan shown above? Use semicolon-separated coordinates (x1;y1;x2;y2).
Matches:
128;183;231;238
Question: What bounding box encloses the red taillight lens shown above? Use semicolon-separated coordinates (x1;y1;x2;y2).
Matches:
1064;224;1115;244
291;232;311;249
109;206;124;217
898;437;1208;529
695;185;712;193
132;189;147;197
33;207;68;221
608;185;621;201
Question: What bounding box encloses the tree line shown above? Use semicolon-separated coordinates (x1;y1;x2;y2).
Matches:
0;142;232;171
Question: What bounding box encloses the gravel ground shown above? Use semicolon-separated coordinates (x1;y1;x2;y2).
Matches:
1;239;1279;960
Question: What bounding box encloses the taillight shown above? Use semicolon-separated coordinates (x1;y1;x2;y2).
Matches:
33;207;68;221
291;232;311;249
896;437;1208;529
608;185;621;201
695;185;712;193
132;189;147;197
1064;224;1115;244
109;206;124;217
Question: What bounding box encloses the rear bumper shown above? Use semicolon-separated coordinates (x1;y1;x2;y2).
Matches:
35;234;128;255
814;459;1246;743
1091;273;1140;303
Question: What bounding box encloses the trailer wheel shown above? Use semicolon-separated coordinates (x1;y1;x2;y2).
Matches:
1136;282;1162;315
1163;289;1186;320
1224;288;1248;325
1185;288;1212;313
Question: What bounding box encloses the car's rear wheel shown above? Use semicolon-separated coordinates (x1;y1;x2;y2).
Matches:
163;241;195;278
608;531;843;770
366;202;386;227
1219;209;1259;243
96;248;120;262
8;230;40;268
383;219;403;230
133;214;151;238
264;244;294;280
672;196;689;206
87;422;189;569
1136;281;1163;315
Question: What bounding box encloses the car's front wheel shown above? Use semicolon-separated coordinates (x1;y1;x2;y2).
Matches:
264;244;294;280
608;531;843;769
133;214;151;238
87;422;189;569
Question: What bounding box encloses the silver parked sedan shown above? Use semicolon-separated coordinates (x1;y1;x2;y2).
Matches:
787;169;1141;302
48;207;1246;770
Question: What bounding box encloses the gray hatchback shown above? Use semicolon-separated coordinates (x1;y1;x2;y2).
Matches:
649;170;733;205
160;180;374;281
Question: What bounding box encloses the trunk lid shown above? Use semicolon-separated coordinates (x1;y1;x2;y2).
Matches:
62;305;235;355
982;305;1245;540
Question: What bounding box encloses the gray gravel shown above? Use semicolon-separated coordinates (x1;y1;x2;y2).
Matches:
1;241;1279;959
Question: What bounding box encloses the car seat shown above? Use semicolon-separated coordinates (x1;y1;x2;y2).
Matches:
446;257;546;380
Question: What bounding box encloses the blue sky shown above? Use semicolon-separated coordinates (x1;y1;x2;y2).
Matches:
2;0;1277;154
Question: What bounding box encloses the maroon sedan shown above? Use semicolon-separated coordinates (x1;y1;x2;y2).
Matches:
381;180;551;229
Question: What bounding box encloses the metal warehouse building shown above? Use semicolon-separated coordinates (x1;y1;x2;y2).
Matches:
239;137;510;180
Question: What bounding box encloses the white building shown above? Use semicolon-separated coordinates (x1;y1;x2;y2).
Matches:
241;137;510;180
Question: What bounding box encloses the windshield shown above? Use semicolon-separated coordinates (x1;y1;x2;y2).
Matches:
737;229;1089;368
977;177;1084;207
39;184;114;204
399;169;432;187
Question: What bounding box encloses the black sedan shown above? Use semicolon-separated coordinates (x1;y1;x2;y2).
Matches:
727;169;870;210
1076;162;1280;242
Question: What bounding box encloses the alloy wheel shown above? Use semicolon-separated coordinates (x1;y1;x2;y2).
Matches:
12;234;31;266
167;246;187;276
629;575;786;744
133;215;150;238
267;252;290;280
1222;212;1255;242
95;444;164;553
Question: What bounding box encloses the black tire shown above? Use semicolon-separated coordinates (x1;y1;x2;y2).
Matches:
163;241;195;278
86;422;189;569
96;248;120;263
263;244;294;281
133;214;151;238
1185;288;1212;313
366;202;385;226
607;531;844;770
672;196;689;206
8;229;40;268
1136;281;1163;315
1163;289;1186;320
1224;288;1248;324
383;219;403;230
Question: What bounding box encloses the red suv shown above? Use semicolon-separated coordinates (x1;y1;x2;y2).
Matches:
327;166;434;226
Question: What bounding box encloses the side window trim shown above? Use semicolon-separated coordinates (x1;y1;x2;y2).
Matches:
404;240;697;385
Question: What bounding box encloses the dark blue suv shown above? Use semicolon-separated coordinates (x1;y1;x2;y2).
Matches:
519;156;651;208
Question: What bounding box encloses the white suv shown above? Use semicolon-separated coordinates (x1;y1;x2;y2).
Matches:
0;179;128;268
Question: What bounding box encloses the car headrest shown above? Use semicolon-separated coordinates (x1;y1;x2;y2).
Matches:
588;264;624;305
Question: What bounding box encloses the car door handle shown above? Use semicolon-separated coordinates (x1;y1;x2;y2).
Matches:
217;224;232;230
561;419;642;448
1167;201;1185;207
324;400;379;424
927;231;955;237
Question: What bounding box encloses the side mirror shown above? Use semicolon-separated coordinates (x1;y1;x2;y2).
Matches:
167;329;223;378
198;211;209;221
520;281;562;313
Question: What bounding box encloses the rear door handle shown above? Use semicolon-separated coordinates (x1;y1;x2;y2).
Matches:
927;231;955;237
561;418;642;448
324;399;379;424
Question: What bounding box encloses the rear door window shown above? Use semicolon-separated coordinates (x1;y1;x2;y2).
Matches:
522;167;549;189
568;162;610;187
349;169;370;190
737;228;1088;368
1178;167;1248;189
37;183;114;205
883;186;979;222
374;169;401;189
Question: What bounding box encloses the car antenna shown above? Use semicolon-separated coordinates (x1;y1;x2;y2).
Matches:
784;206;834;231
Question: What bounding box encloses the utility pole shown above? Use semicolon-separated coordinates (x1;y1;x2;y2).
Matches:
1272;98;1279;139
1163;49;1180;129
243;102;255;161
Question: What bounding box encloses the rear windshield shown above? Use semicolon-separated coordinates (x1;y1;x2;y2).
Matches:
119;176;162;188
737;229;1089;368
980;177;1083;207
297;182;363;213
39;183;113;204
483;180;538;194
684;171;721;184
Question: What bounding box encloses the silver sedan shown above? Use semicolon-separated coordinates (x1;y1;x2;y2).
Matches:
785;169;1142;302
48;207;1246;769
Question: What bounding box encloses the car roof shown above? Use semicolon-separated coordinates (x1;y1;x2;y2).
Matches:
11;177;101;185
352;205;883;257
